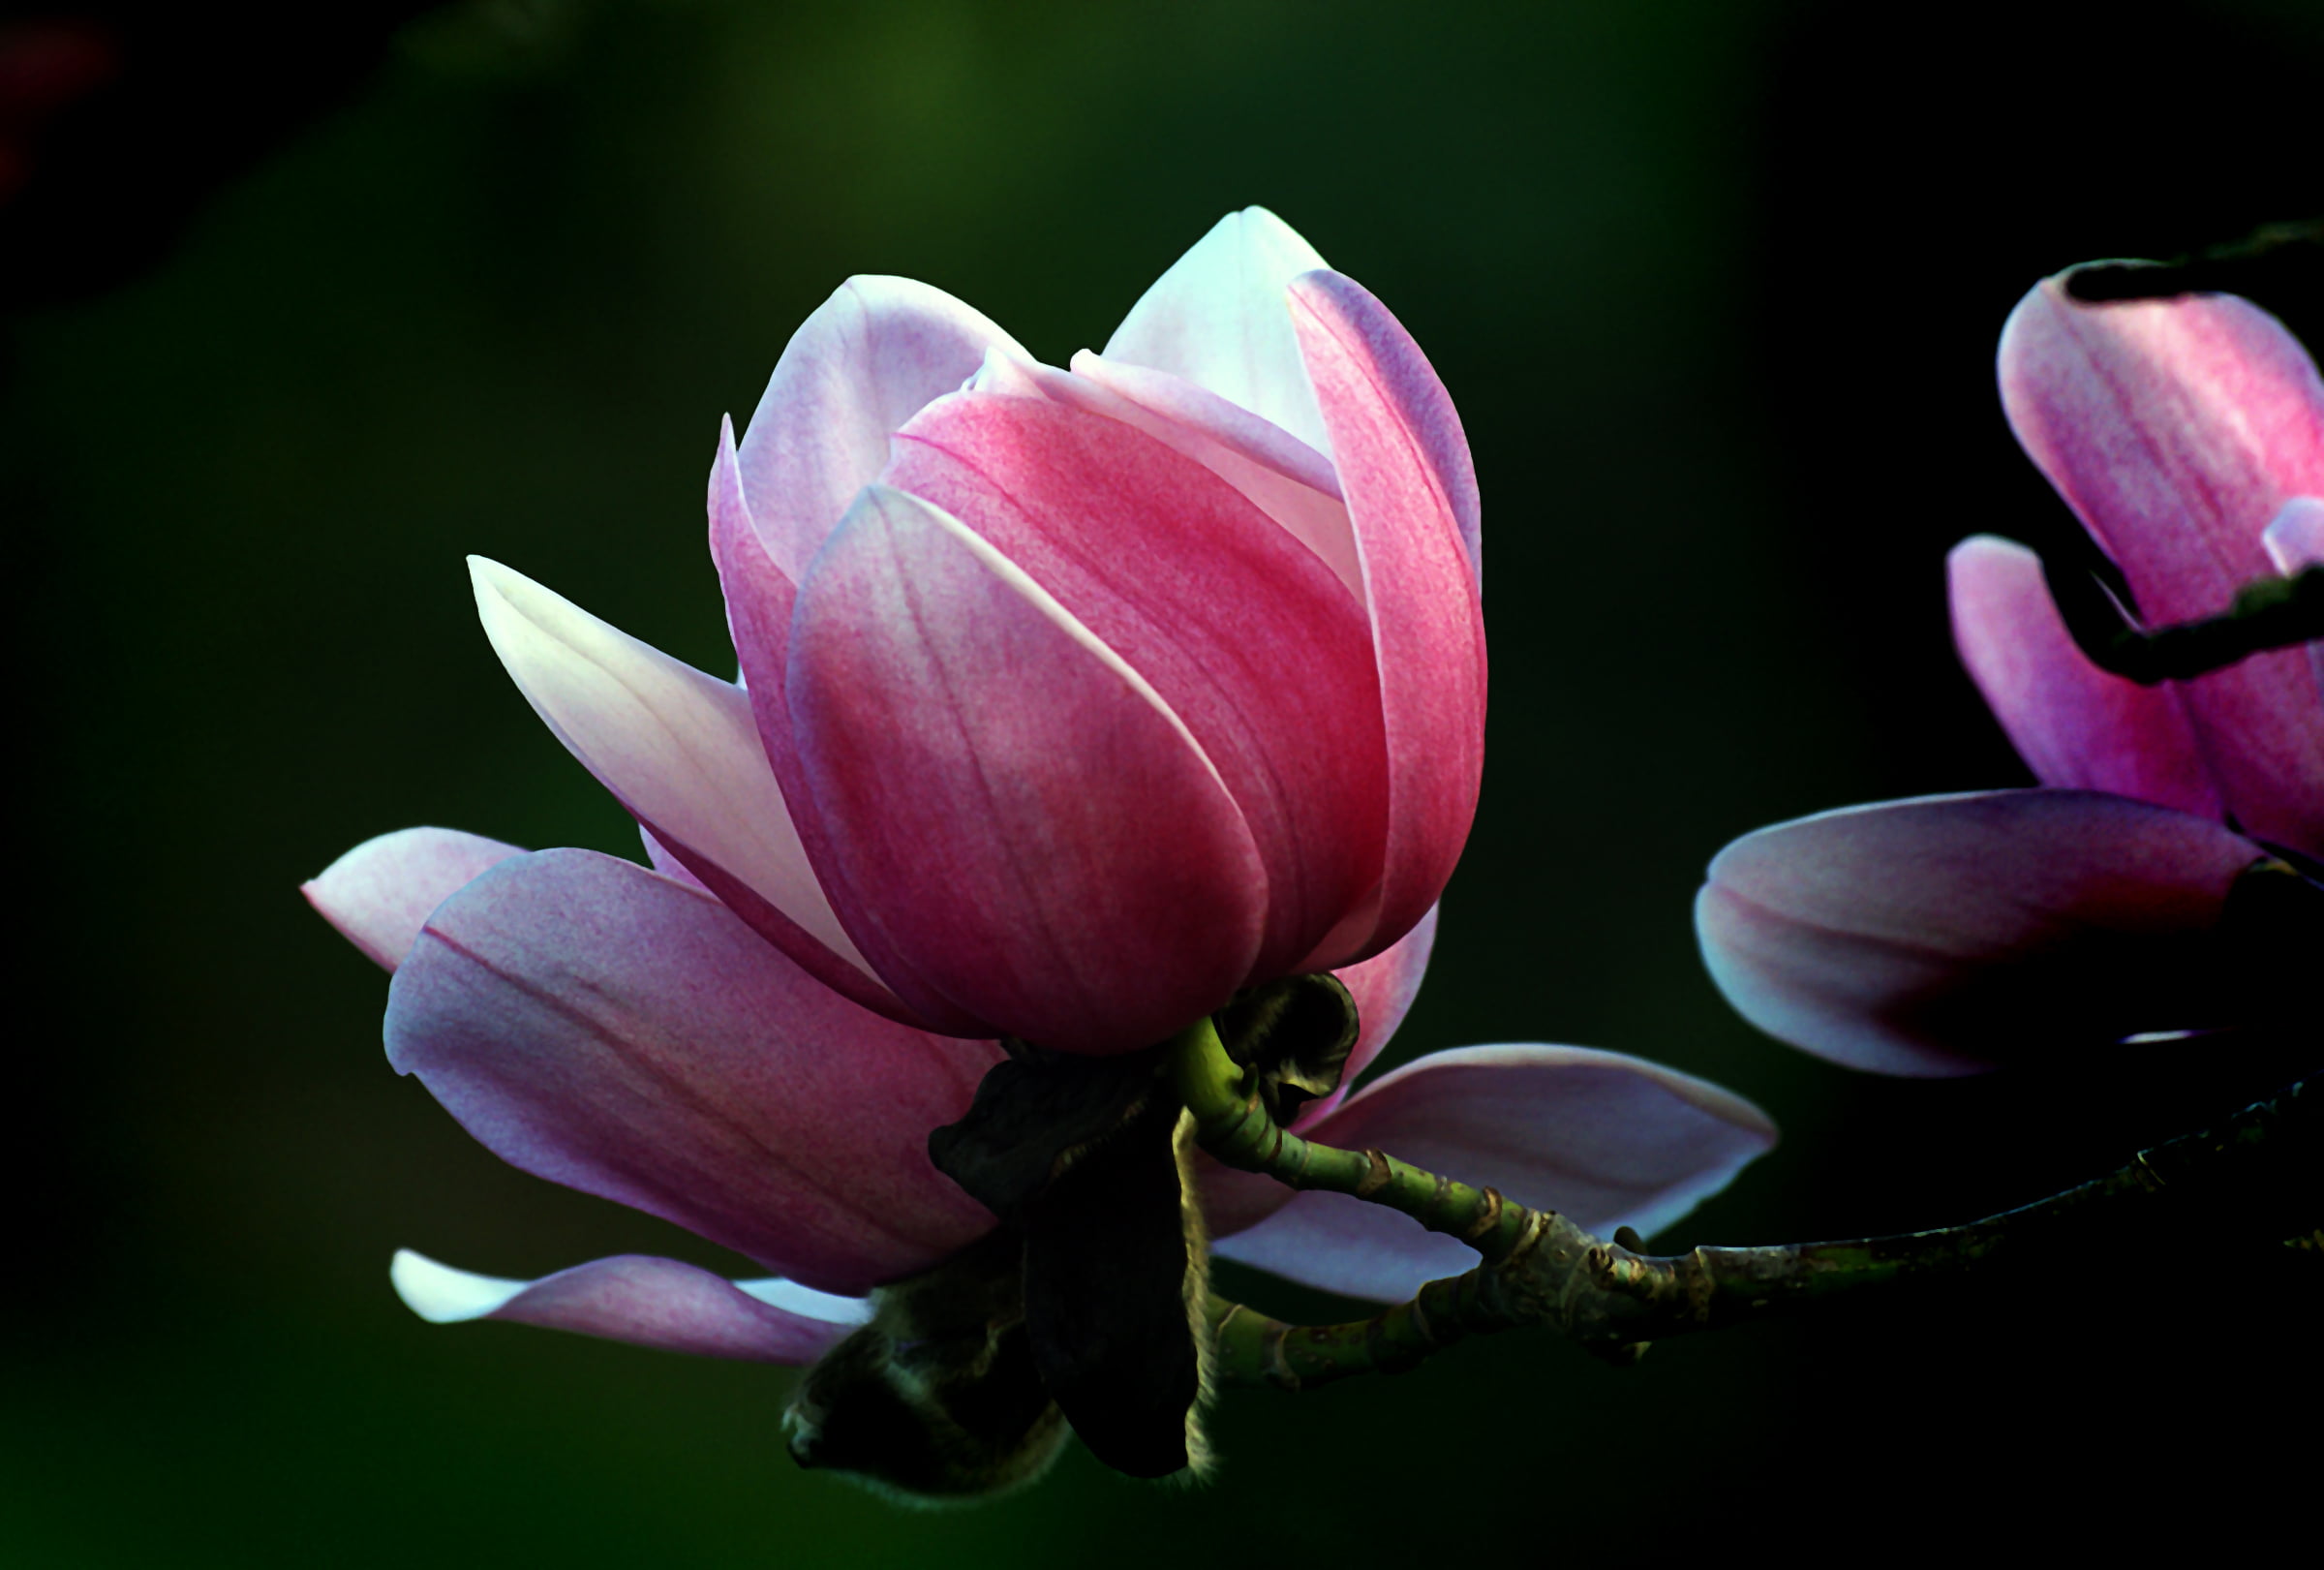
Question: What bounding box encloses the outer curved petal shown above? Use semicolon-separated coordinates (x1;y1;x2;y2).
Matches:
2263;497;2324;704
785;484;1267;1054
1103;206;1336;457
735;274;1026;580
1999;279;2324;851
390;1249;871;1364
1207;1046;1776;1302
385;847;1002;1294
1296;902;1440;1127
1947;535;2219;817
1291;271;1486;962
1695;789;2265;1076
468;556;925;1026
884;392;1388;981
303;826;523;971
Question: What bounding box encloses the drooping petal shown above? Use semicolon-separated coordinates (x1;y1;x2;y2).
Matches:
303;826;523;971
884;392;1388;980
1999;279;2324;851
390;1249;871;1364
385;847;1002;1294
1103;206;1336;457
2263;497;2324;704
1695;789;2266;1076
734;275;1026;580
1947;535;2219;817
1207;1046;1776;1302
1290;271;1486;962
785;484;1268;1054
468;556;924;1024
1297;903;1440;1126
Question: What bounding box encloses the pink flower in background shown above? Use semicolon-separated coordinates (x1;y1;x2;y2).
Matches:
309;212;1776;1363
1697;275;2323;1076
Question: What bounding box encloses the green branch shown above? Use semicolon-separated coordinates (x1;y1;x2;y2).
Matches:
1175;1025;2317;1391
2043;558;2322;685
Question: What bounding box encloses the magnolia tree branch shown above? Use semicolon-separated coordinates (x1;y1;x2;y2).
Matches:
1171;1023;2318;1391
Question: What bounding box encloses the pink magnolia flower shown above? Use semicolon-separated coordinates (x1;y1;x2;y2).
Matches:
307;211;1777;1365
1697;275;2323;1075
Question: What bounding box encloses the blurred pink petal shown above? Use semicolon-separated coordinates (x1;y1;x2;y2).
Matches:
1999;279;2324;851
1947;534;2219;817
390;1249;871;1364
303;826;522;971
468;555;926;1025
734;275;1024;580
1291;270;1486;961
1103;205;1335;457
1695;789;2263;1076
885;391;1388;980
1208;1045;1776;1301
385;847;1001;1294
786;484;1268;1053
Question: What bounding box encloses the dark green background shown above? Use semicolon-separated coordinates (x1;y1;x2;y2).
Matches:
7;1;2318;1562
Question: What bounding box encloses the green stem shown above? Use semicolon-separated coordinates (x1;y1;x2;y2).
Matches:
2043;558;2321;685
1174;1017;2318;1390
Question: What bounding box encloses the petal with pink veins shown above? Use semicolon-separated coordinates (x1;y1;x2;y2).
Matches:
390;1248;871;1364
303;826;523;971
1947;535;2219;817
884;392;1388;981
385;847;1002;1295
1206;1045;1776;1302
786;485;1269;1054
1291;271;1486;963
735;275;1026;581
1103;206;1336;458
469;555;933;1026
1695;789;2266;1076
1999;279;2324;852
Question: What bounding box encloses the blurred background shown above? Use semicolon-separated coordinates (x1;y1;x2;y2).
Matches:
4;0;2317;1562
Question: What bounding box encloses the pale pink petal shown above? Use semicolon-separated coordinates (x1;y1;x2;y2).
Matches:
884;392;1388;981
303;826;523;971
1294;903;1440;1127
786;484;1268;1054
1103;206;1336;457
385;847;1002;1294
734;275;1026;580
468;555;932;1026
1290;271;1486;963
637;824;711;893
1695;789;2265;1076
2264;497;2324;706
390;1249;871;1364
1947;535;2219;817
1999;279;2324;851
1207;1045;1777;1302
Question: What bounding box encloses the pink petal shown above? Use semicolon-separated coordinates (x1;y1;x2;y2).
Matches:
883;392;1388;981
1290;271;1486;962
390;1249;870;1364
1295;902;1440;1127
385;847;1002;1295
2264;496;2324;706
303;826;523;971
1207;1046;1776;1302
734;275;1026;581
1695;789;2265;1076
1103;206;1336;457
1947;534;2220;817
1065;351;1363;604
1999;279;2324;852
469;555;928;1026
785;484;1268;1054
